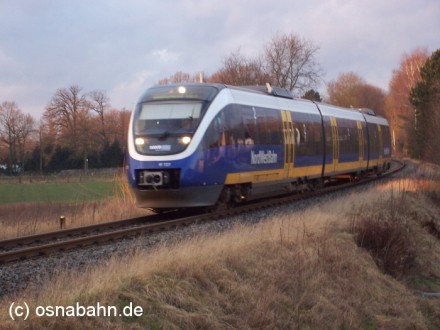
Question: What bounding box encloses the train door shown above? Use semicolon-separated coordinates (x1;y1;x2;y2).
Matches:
357;121;364;168
330;117;339;172
281;110;294;178
377;124;383;166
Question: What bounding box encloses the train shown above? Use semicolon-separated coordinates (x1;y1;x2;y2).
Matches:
126;83;391;211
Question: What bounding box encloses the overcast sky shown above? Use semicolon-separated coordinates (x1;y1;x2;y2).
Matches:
1;0;439;119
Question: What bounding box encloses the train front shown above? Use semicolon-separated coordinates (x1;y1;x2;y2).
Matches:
126;84;224;209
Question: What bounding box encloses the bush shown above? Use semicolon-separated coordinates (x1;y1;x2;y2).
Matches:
354;217;416;278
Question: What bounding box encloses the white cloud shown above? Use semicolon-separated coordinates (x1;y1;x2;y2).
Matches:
109;70;154;110
151;49;181;63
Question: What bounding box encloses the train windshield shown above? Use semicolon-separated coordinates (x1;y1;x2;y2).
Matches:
138;102;202;128
133;85;220;155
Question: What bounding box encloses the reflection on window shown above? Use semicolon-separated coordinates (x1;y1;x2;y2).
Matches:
336;119;359;157
203;105;283;152
293;113;322;157
139;102;202;120
134;102;204;134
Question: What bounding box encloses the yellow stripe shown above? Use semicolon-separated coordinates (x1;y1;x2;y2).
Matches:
225;169;285;184
289;165;322;177
335;161;364;172
224;157;391;185
224;164;323;185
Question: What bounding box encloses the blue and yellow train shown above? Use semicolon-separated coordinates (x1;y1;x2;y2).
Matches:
127;83;391;210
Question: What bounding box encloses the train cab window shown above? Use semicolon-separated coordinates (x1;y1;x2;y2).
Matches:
137;102;202;130
132;85;220;155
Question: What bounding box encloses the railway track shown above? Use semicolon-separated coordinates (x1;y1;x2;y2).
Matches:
0;159;405;264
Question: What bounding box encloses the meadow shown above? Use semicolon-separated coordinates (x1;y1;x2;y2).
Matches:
0;181;116;205
0;171;148;239
1;160;439;329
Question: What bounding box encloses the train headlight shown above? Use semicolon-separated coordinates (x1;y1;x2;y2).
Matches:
135;137;146;146
180;136;191;145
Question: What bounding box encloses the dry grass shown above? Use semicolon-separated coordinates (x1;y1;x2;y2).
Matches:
1;161;440;329
0;175;148;240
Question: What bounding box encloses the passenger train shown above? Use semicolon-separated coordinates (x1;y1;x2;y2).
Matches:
127;83;391;210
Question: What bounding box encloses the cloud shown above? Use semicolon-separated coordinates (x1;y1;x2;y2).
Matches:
109;70;154;110
1;0;439;119
151;49;181;63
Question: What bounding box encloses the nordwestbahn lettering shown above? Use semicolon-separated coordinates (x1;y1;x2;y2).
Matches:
250;150;278;165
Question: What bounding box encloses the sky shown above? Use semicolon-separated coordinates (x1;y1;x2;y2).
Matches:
0;0;439;119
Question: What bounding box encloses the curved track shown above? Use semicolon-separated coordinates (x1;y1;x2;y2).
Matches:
0;159;405;264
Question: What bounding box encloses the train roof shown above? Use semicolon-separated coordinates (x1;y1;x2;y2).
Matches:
225;84;388;124
228;84;294;99
316;102;365;121
148;83;388;125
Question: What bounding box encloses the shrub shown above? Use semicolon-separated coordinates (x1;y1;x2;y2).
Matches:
354;216;416;278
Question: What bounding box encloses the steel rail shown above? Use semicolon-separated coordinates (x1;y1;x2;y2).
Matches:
0;159;405;264
0;209;194;251
0;214;205;263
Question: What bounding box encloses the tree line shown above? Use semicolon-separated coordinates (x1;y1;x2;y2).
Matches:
0;88;130;175
1;32;439;174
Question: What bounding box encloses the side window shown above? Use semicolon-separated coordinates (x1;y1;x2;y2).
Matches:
204;111;226;149
267;109;283;145
323;116;333;163
256;108;283;145
381;125;391;156
293;113;322;157
368;123;379;157
255;108;268;144
223;105;242;148
203;105;284;153
242;106;257;145
338;119;359;157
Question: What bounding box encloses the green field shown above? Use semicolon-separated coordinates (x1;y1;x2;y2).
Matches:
0;181;118;204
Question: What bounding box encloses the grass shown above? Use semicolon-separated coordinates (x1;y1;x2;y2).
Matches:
1;160;439;329
0;174;148;239
0;181;117;204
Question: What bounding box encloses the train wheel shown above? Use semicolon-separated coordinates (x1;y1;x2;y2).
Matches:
231;183;251;203
208;187;233;212
219;187;232;204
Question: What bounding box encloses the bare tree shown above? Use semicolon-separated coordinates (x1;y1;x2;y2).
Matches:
16;113;36;171
327;72;365;106
44;85;89;148
88;90;109;123
88;90;110;142
0;101;19;173
387;48;428;155
44;85;100;171
264;32;322;94
103;108;131;149
327;72;386;116
0;101;36;173
209;49;269;85
157;71;204;85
